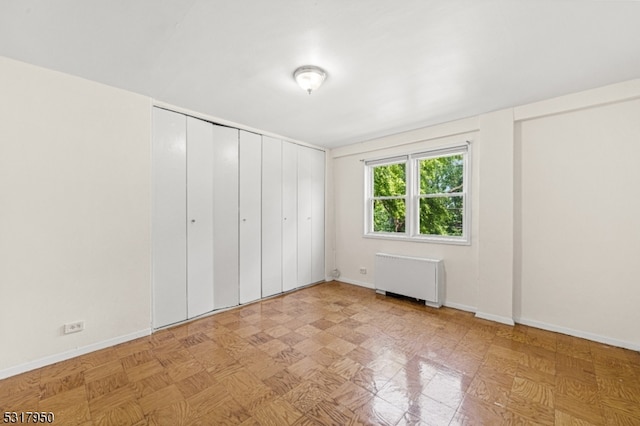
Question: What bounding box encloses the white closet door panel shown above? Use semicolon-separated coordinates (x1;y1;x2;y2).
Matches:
297;146;313;287
239;131;262;304
152;108;187;328
310;148;326;283
262;136;282;297
213;125;239;309
186;117;214;318
282;142;298;292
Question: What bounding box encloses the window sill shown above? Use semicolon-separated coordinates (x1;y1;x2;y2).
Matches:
363;232;470;246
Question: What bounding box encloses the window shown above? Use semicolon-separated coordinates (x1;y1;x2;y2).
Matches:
365;144;470;244
370;158;407;233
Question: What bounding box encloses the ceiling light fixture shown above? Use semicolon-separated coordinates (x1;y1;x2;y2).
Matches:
293;65;327;94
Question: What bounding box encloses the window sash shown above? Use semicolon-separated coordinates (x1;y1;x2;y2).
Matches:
366;159;408;235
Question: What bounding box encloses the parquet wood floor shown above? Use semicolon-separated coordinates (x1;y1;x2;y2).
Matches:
2;281;639;425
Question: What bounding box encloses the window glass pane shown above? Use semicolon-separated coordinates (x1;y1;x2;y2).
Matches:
373;163;406;196
373;199;406;233
419;196;463;236
419;154;463;194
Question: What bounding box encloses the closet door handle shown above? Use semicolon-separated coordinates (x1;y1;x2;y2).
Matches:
191;219;196;223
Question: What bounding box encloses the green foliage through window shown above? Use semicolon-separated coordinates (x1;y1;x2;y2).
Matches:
418;155;464;236
419;196;463;236
372;163;406;233
419;155;463;195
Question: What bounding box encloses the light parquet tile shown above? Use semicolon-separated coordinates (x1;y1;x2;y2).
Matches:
40;371;85;400
186;395;250;426
129;371;173;398
146;399;190;426
185;381;229;419
86;371;129;400
282;380;330;413
93;400;145;426
39;386;91;425
137;384;184;415
252;397;303;426
351;395;407;426
124;359;166;383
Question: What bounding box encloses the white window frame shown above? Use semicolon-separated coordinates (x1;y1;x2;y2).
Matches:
364;142;471;245
364;155;409;237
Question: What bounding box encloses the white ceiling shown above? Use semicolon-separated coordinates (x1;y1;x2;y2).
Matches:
1;1;639;148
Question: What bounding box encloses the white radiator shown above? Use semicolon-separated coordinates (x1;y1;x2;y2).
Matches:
374;253;444;308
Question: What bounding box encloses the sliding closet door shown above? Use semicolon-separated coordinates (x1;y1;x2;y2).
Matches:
310;148;326;283
153;108;325;325
213;125;239;309
152;108;187;328
186;117;214;318
239;131;262;304
297;145;313;287
282;141;298;292
262;136;283;297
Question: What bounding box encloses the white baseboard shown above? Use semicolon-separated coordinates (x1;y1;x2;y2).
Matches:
336;277;374;289
475;311;515;326
443;301;477;313
514;317;640;352
0;329;151;380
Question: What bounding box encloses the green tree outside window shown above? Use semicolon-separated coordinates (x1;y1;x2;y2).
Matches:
372;163;406;232
418;155;464;236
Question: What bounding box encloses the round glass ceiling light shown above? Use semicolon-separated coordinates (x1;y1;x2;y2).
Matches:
293;65;327;94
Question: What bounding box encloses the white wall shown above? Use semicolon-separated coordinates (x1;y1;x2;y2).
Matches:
333;79;640;350
476;109;515;325
324;151;336;280
516;96;640;348
0;57;152;377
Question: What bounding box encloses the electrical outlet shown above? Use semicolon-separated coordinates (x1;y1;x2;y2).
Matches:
359;267;367;274
64;321;85;334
